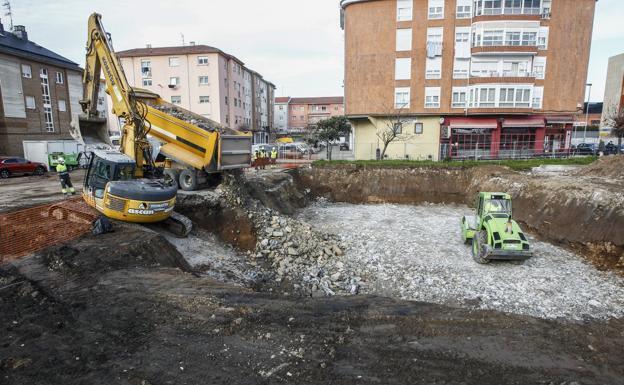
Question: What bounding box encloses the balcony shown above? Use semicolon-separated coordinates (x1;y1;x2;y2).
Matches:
471;44;538;56
470;71;537;83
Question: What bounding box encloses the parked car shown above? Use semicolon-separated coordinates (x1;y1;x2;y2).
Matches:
278;143;304;159
339;142;350;151
0;157;48;179
573;143;597;155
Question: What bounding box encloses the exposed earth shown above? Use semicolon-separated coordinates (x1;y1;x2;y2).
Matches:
2;159;624;384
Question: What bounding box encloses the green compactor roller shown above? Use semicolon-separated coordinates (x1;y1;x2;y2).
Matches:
461;192;533;264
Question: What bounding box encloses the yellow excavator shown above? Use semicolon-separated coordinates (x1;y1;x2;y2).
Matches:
71;13;252;234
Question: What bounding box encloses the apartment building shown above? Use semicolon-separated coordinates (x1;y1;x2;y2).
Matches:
274;97;290;133
0;22;84;156
341;0;596;160
117;44;275;143
600;53;624;131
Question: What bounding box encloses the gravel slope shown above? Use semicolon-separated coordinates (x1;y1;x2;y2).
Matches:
298;201;624;320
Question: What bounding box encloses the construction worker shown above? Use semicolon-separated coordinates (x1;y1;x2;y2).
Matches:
270;147;278;167
253;150;259;171
259;148;267;170
56;157;76;196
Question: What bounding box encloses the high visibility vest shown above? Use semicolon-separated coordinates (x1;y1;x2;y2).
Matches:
56;164;69;176
270;150;278;159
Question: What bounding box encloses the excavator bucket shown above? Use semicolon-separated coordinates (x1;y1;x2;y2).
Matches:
70;114;112;148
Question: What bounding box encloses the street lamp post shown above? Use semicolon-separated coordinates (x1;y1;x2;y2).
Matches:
583;83;592;143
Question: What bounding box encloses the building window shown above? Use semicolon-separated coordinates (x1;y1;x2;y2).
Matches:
25;96;35;109
482;30;504;46
538;27;549;49
171;96;181;104
199;76;209;85
395;58;411;80
141;60;151;77
414;122;424;134
199;96;210;104
198;56;209;65
456;4;472;18
40;68;54;132
428;0;444;19
452;88;467;108
225;96;229;105
397;0;413;21
55;72;64;84
169;77;180;86
505;31;521;46
169;57;180;67
142;79;152;86
58;99;67;112
522;32;537;46
396;28;412;51
393;123;403;134
426;57;442;79
394;87;410;109
478;88;496;107
21;64;32;78
425;87;441;108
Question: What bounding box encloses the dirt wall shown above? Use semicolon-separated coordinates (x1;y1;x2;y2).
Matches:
294;165;624;271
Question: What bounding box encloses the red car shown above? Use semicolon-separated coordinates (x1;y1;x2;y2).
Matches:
0;157;48;178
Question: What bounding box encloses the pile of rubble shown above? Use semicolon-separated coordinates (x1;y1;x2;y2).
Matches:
152;104;220;132
249;208;363;297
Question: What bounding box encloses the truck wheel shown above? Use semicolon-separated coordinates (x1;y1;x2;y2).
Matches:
472;230;490;264
0;169;9;179
179;169;199;191
34;166;46;176
163;169;181;189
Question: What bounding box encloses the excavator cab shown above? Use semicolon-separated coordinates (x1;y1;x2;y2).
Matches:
82;150;178;223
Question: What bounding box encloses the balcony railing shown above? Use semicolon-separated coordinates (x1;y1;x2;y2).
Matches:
475;7;541;16
471;71;536;78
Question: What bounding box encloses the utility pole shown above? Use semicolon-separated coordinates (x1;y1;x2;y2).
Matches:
583;83;592;143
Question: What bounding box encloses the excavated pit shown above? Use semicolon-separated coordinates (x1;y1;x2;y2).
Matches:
3;160;624;384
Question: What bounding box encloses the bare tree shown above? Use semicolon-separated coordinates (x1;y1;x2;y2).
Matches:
375;103;412;160
603;103;624;148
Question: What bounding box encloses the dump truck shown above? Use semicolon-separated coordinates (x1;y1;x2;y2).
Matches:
461;192;533;264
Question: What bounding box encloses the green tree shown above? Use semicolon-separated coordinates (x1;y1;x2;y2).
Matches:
603;104;624;148
312;116;351;161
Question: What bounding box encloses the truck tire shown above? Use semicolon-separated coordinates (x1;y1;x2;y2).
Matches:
179;169;199;191
472;230;490;264
163;169;181;189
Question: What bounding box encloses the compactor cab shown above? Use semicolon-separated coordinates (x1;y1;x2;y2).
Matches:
461;192;533;264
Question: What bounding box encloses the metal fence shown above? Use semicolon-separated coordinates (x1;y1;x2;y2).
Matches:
351;140;591;162
0;197;97;263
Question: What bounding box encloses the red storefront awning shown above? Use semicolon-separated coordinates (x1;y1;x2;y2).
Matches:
502;116;545;128
447;118;498;129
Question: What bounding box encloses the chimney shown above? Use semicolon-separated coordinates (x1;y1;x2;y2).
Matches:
190;41;196;46
146;43;152;48
13;25;27;40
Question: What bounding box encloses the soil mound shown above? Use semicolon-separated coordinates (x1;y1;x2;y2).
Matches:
574;155;624;179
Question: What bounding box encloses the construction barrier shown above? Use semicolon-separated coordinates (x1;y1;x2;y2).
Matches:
0;197;98;264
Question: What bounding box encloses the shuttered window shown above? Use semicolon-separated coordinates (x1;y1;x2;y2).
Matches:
0;58;27;118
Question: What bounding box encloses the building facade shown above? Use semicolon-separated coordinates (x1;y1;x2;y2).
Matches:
600;53;624;131
0;23;83;156
341;0;596;160
274;97;290;134
117;44;275;143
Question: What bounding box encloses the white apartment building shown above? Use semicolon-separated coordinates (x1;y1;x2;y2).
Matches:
116;44;275;142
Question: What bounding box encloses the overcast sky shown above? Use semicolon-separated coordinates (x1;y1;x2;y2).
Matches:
6;0;623;101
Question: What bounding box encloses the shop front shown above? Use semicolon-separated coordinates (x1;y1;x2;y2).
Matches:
440;115;572;160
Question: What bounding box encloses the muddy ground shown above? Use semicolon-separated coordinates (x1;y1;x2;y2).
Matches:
2;161;624;384
2;225;624;385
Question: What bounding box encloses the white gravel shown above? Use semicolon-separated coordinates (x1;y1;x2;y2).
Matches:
164;229;260;284
298;201;624;320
